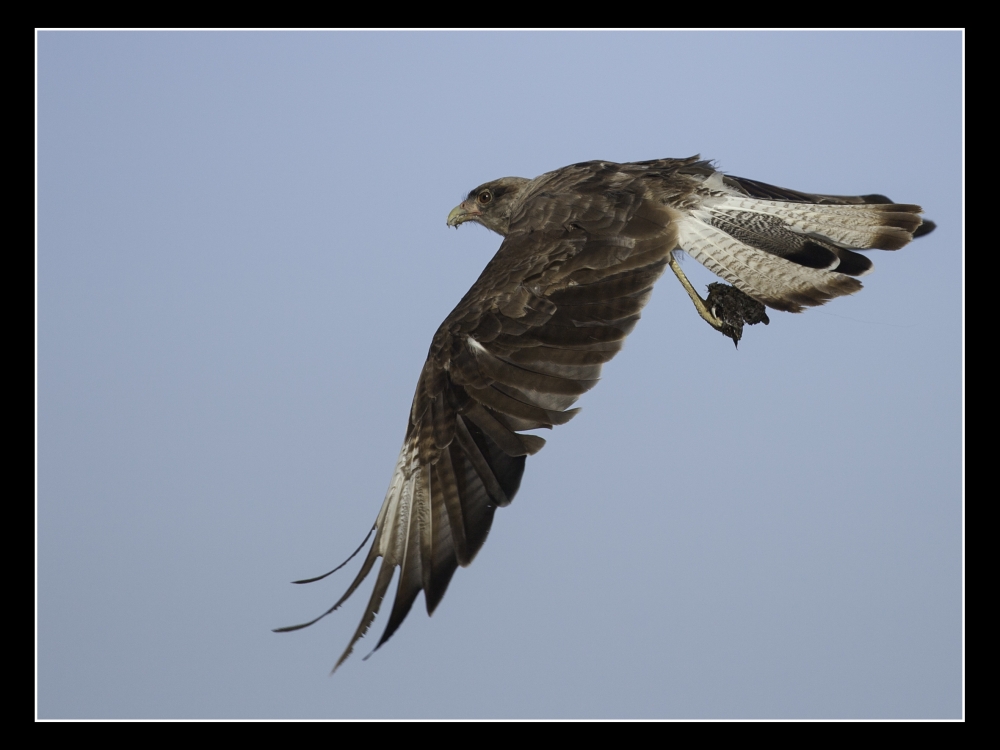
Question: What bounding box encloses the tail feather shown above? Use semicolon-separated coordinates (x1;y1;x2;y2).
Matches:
677;216;862;313
698;198;922;251
677;172;929;312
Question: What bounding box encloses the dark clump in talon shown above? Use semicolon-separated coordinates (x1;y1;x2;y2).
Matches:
705;283;770;347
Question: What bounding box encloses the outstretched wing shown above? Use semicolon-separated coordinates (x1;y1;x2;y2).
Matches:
277;158;933;671
277;165;681;671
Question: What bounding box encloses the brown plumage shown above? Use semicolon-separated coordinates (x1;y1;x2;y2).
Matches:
275;156;934;671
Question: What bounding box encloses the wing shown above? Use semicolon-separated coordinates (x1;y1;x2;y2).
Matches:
276;158;933;670
276;166;681;671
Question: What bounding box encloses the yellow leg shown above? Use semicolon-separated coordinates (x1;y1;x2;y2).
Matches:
668;255;725;333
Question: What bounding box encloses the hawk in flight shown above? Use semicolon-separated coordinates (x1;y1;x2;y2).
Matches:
277;156;934;671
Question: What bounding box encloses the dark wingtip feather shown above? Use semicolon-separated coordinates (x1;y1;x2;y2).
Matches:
373;581;421;651
290;527;374;584
331;559;396;673
276;533;383;638
273;618;326;634
273;595;349;633
913;219;936;238
424;559;459;615
519;434;547;454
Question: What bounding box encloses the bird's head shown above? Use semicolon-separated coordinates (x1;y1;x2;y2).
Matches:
446;177;531;237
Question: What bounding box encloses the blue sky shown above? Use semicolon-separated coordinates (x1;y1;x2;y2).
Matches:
37;31;962;719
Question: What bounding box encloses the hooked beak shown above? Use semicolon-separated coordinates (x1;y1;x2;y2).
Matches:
446;200;481;228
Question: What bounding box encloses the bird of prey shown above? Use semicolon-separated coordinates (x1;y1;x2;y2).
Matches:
276;156;934;671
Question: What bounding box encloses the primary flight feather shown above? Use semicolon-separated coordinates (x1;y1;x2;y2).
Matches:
276;156;934;671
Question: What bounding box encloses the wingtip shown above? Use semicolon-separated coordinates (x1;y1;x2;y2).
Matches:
330;649;354;675
273;621;313;634
291;574;330;585
289;527;376;585
272;606;338;633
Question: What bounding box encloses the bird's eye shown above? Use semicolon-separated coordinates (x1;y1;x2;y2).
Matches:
477;190;492;205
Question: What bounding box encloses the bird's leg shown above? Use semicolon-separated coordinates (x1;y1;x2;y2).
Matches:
668;254;726;334
669;254;770;347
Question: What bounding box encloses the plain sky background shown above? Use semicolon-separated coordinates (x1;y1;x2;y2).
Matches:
37;31;962;719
